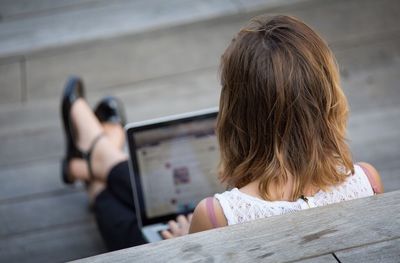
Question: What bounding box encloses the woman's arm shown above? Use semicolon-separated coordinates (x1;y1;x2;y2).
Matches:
161;197;227;239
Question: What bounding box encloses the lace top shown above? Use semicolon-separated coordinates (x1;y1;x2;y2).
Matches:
214;164;374;225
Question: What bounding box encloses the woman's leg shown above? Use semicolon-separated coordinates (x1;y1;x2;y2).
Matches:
90;160;147;250
94;188;146;250
68;102;134;206
70;98;127;182
67;98;146;249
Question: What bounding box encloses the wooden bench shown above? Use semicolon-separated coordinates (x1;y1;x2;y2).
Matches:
73;190;400;262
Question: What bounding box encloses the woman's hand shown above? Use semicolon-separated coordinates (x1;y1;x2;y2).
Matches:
161;214;193;239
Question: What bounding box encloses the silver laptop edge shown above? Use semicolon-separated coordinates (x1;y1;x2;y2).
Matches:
124;107;218;131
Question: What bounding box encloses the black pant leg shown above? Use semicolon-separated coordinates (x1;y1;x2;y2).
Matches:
93;160;146;251
106;161;135;208
93;189;146;251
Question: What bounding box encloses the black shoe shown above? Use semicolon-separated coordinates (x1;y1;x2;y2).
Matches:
60;77;105;184
94;96;126;127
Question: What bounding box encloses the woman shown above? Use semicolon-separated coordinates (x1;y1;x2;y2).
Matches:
60;15;383;251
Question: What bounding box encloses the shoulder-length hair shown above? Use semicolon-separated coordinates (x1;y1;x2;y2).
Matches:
217;15;353;201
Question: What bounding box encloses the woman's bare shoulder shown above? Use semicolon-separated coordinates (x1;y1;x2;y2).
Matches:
189;197;227;234
357;162;384;193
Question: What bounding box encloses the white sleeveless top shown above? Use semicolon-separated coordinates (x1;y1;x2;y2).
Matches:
214;164;374;225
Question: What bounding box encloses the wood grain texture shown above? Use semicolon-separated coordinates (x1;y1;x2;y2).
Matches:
0;61;22;104
292;0;400;44
0;125;63;167
0;158;66;201
0;0;239;58
336;238;400;263
294;254;338;263
0;0;104;21
23;15;239;101
0;0;395;104
1;0;399;59
0;191;92;237
74;191;400;263
0;223;106;263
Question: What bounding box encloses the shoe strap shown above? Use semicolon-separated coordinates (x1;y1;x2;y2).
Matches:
82;133;105;180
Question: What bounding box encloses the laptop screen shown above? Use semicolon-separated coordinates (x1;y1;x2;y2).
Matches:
127;109;224;226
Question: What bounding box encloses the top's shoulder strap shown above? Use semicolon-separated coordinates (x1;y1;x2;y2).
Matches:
205;197;219;228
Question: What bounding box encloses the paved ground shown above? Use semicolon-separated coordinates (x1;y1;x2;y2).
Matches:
0;0;399;262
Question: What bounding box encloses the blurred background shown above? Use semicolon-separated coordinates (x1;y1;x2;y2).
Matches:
0;0;399;262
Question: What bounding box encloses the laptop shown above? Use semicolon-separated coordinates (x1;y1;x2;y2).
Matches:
125;107;224;242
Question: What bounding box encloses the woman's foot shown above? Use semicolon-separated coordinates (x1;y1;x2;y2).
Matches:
94;96;126;149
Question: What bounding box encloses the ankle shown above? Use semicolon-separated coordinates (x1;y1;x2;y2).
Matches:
68;159;90;181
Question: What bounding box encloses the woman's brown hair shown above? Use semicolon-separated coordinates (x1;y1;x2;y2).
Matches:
217;15;353;201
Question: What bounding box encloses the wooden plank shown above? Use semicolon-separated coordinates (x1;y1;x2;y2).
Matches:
0;0;239;58
1;31;399;130
0;222;106;263
233;0;306;13
291;0;400;45
20;0;400;102
236;0;400;52
0;33;396;120
0;158;75;202
336;238;400;263
0;61;22;104
0;0;103;21
23;14;238;101
344;64;400;113
22;30;400;107
377;167;400;193
348;107;400;175
1;0;399;60
335;32;400;74
0;125;63;167
0;99;58;136
295;254;338;263
0;191;92;237
349;107;400;145
73;191;400;263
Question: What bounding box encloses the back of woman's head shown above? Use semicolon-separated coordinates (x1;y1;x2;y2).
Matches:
217;15;353;201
